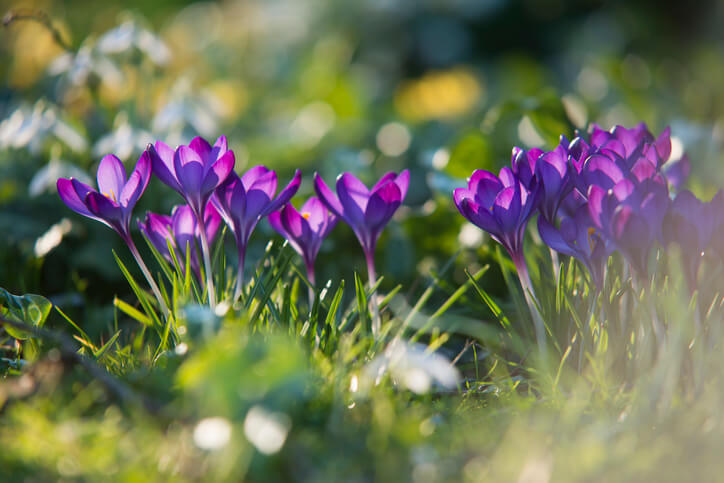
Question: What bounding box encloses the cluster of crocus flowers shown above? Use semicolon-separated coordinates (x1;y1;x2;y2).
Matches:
57;134;408;328
454;122;723;349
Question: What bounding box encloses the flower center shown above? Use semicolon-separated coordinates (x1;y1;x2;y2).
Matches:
587;227;597;252
302;212;311;220
103;189;117;203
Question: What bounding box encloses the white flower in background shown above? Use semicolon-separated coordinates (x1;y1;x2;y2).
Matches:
193;417;232;451
93;112;154;161
364;339;460;395
0;101;87;153
152;78;222;141
243;405;291;455
96;20;171;66
48;44;123;89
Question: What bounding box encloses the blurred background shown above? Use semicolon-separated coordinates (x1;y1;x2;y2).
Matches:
1;0;723;334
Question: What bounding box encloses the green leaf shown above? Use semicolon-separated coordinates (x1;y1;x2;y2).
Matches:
0;288;52;340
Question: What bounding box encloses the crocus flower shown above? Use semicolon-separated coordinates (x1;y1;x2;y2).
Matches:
453;166;544;353
661;190;712;291
314;170;409;284
533;138;574;222
149;136;235;307
588;177;669;279
269;197;338;287
148;136;235;217
453;167;539;271
538;205;612;289
57;151;169;318
139;202;222;282
57;152;151;243
212;167;302;300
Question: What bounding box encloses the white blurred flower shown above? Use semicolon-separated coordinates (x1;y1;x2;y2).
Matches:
93;112;154;161
49;44;124;89
243;405;291;455
193;417;232;450
34;219;72;258
97;20;171;66
364;340;460;395
29;158;92;197
152;78;221;140
0;101;87;153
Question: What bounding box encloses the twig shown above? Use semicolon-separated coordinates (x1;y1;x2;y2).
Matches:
2;8;73;52
0;315;160;413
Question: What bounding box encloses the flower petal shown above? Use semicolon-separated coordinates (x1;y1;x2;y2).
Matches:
120;150;152;210
263;170;302;216
201;150;235;197
57;178;97;220
314;173;344;218
97;154;126;203
337;173;369;226
149;141;182;193
189;136;212;164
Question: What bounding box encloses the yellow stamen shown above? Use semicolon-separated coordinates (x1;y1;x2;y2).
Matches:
103;189;117;202
587;227;597;252
302;212;311;220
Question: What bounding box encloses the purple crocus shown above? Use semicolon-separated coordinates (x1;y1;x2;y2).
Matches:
314;170;409;286
148;136;235;307
212;167;302;300
453;167;539;273
57;152;169;317
538;205;612;290
533;138;574;222
661;190;712;291
268;197;338;288
139;202;222;282
588;177;669;279
453;166;544;353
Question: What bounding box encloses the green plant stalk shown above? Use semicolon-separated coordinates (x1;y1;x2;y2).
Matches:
365;249;381;338
196;214;217;309
125;235;171;320
512;252;546;358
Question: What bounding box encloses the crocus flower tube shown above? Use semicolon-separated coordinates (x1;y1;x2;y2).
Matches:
148;136;235;308
268;196;338;289
212;167;302;301
57;152;170;318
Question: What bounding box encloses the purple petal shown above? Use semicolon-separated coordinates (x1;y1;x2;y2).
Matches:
365;181;401;229
203;201;223;243
538;216;578;258
268;211;287;239
459;198;501;237
241;166;273;191
337;173;369;227
263;170;302;216
174;146;205;201
57;178;97;220
393;169;410;201
149;141;182;193
583;154;624;189
468;170;502;208
86;191;124;232
492;186;521;233
314;173;344;218
200;150;235;196
189;136;212;164
498;166;516;188
120;150;152;210
212;135;228;159
97;154;126;204
138;213;173;258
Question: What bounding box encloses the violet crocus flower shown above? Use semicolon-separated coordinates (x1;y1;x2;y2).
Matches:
268;196;338;289
212;167;302;300
148;136;235;307
314;170;409;286
139;202;222;282
588;177;669;279
453;166;544;353
57;152;170;318
661;190;712;291
538;205;612;290
534;138;575;222
453;167;539;272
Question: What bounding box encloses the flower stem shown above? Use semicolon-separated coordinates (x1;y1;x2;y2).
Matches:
196;215;216;309
234;244;246;302
305;260;316;305
126;236;171;320
512;252;546;358
365;249;381;338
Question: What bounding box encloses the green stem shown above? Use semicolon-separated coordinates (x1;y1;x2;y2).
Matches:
513;252;546;359
365;249;381;338
126;236;171;320
196;215;216;309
